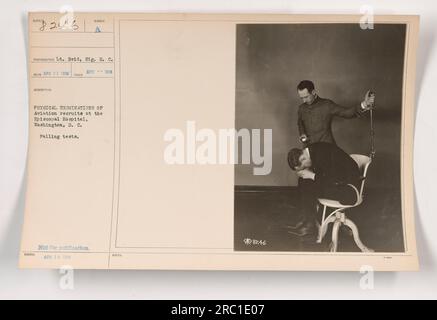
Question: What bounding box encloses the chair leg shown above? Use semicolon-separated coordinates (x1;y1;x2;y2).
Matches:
343;218;374;253
330;220;342;252
317;214;336;243
321;206;327;223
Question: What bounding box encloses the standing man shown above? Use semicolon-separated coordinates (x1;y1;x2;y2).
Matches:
297;80;375;145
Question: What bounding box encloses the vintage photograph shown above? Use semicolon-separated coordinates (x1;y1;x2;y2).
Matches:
19;13;418;271
234;23;407;252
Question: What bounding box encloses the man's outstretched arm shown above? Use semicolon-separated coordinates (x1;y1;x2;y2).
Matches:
330;91;375;118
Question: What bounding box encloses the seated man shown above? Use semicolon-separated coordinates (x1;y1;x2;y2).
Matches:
287;142;361;238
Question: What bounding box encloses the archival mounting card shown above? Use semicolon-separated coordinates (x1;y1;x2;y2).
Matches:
20;13;419;270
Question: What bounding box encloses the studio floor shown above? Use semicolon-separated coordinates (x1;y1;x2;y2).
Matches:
234;186;405;252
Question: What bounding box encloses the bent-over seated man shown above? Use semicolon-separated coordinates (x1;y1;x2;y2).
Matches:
287;142;361;238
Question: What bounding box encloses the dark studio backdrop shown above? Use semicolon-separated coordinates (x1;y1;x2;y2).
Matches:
234;24;407;252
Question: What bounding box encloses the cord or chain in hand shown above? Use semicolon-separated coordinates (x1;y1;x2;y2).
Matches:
369;93;375;159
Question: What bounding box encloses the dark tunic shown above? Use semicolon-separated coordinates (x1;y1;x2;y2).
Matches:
308;142;361;188
297;143;361;218
297;96;363;145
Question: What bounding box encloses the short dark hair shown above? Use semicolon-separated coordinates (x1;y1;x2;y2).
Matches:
288;148;303;170
297;80;315;92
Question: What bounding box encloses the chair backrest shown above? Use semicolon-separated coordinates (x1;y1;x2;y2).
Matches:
349;154;372;198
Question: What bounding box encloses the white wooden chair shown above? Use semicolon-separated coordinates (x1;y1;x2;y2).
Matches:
317;154;374;252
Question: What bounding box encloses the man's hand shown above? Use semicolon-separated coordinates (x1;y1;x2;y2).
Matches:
299;134;309;143
361;90;376;111
296;168;315;180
